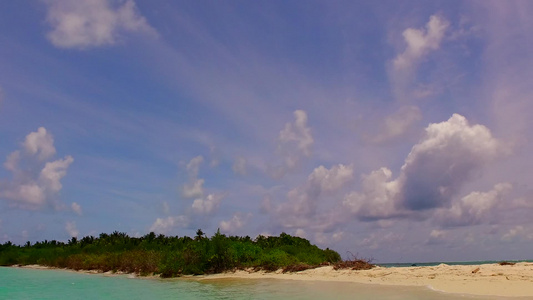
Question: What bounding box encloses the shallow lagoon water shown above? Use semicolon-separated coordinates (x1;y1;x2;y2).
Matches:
0;267;514;299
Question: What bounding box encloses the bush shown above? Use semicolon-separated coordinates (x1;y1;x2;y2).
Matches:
0;231;343;276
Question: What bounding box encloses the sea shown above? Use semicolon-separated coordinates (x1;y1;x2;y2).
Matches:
378;260;533;268
0;266;523;300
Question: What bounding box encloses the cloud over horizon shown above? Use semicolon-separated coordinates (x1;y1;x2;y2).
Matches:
1;2;532;262
344;114;505;221
0;128;74;210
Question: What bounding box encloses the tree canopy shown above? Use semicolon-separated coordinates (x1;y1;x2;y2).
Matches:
0;230;342;277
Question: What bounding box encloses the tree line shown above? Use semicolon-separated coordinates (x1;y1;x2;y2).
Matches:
0;230;343;277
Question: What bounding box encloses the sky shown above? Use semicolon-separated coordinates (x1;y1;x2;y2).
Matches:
0;0;532;263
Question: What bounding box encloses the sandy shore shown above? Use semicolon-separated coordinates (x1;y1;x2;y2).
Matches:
15;262;533;297
198;263;533;297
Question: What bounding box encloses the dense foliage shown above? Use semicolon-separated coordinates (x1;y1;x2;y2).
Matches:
0;230;341;277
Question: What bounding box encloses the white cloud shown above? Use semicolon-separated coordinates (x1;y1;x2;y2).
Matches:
149;215;189;234
393;15;449;71
3;184;46;207
398;114;503;210
390;15;450;102
272;110;314;177
232;157;247;176
219;212;252;234
345;114;504;220
343;167;402;220
435;183;512;227
71;202;82;215
3;151;20;173
368;106;422;144
44;0;157;49
39;156;74;194
0;128;73;210
65;221;79;237
23;127;56;161
274;164;354;228
279;110;313;157
191;193;222;215
182;178;204;199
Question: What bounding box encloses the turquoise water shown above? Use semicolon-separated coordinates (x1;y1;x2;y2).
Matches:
0;267;518;299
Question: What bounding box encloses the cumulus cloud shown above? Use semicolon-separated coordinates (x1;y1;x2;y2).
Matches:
399;114;502;210
435;183;512;227
343;167;402;220
182;179;205;199
71;202;82;215
3;151;21;173
308;164;355;192
345;114;504;220
0;128;74;210
65;221;78;237
23;127;56;161
152;156;225;233
219;212;252;234
275;164;354;228
39;156;74;194
393;15;449;71
367;106;422;144
44;0;157;49
232;157;247;176
149;215;189;234
271;110;314;177
191;193;223;215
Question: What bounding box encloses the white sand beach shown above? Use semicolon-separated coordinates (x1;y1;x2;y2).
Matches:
199;263;533;297
17;262;533;297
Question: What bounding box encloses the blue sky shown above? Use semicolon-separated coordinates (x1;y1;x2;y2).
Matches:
1;0;532;263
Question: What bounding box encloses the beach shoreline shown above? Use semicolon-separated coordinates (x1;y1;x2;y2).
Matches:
13;262;533;297
197;263;533;298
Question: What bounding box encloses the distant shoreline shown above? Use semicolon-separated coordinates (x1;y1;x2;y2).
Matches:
13;262;533;297
376;259;533;267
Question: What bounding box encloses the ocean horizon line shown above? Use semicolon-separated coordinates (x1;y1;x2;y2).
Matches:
377;259;533;267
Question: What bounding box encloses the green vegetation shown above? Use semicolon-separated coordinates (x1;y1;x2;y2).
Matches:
0;230;343;277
